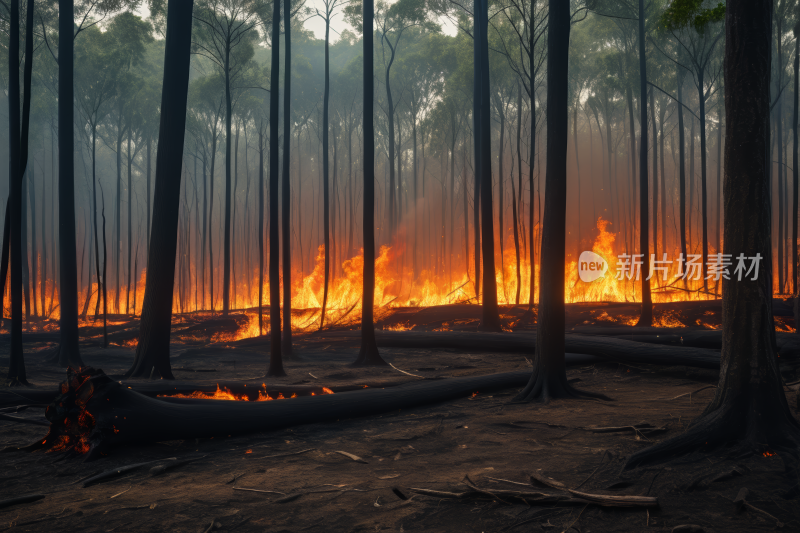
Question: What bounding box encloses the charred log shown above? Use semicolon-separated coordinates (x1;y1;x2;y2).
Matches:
33;367;529;458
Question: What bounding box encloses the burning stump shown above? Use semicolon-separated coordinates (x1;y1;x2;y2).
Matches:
34;366;531;459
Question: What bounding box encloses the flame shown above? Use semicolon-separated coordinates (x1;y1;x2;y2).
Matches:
157;384;333;402
6;216;794;341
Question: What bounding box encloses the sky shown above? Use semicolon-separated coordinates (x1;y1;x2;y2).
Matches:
135;1;457;44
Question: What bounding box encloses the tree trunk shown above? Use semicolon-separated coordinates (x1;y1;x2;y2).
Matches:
793;34;799;311
354;0;387;367
626;0;800;470
677;65;688;282
515;0;608;402
126;131;133;313
474;0;500;331
7;0;25;382
698;67;709;290
637;0;652;326
651;89;658;262
223;38;233;316
125;0;194;379
267;0;285;376
147;136;151;260
92;126;102;319
282;0;293;356
258;125;264;335
320;15;331;331
28;156;37;318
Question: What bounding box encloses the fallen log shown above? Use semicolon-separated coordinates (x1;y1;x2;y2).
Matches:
320;331;723;369
33;367;532;458
0;381;332;409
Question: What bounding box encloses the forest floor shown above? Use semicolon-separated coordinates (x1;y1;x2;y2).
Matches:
1;302;799;532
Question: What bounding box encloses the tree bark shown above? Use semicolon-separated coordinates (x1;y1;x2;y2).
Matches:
354;0;387;367
267;0;285;376
282;0;293;356
627;0;800;471
474;0;500;331
515;0;607;402
677;64;688;282
320;13;331;331
125;0;194;379
637;0;652;326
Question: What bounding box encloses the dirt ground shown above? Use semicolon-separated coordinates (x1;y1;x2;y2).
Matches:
1;303;800;532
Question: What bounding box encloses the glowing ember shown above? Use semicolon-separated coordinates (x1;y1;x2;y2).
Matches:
763;450;775;457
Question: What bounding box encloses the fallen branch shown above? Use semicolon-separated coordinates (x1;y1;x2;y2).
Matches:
83;458;176;487
258;448;316;459
149;455;207;476
334;450;368;464
388;363;425;379
232;486;286;496
734;488;784;527
530;472;659;507
0;494;44;510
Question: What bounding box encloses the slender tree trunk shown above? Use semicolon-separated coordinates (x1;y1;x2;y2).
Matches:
282;0;293;355
232;124;239;307
793;36;799;303
698;68;709;289
29;155;37;318
259;125;264;335
677;66;688;281
516;0;607;402
7;0;25;382
651;89;658;262
320;14;331;331
92;126;102;318
125;0;194;379
126;130;133;313
637;0;652;325
147;136;151;260
474;0;500;330
354;0;387;366
267;0;285;376
101;187;108;347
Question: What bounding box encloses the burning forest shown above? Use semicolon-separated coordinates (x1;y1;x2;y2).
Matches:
1;0;800;532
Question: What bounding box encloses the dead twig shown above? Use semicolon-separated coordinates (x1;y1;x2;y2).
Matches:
109;485;133;499
232;486;286;496
258;447;316;459
530;471;659;507
334;450;368;464
83;458;176;487
388;363;425;379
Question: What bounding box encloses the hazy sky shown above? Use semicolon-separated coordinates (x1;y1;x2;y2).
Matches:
135;1;457;44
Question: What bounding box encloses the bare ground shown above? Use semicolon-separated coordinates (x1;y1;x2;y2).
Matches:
1;303;799;532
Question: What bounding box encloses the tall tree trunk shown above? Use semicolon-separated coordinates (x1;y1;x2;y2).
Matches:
677;65;688;282
29;156;37;318
92;126;102;318
793;34;799;305
147;136;151;260
7;0;25;382
637;0;652;326
125;0;194;379
101;186;108;347
259;125;264;335
320;14;331;331
267;0;285;376
515;0;607;402
21;168;30;321
282;0;293;355
354;0;387;366
475;0;500;330
53;0;82;368
126;130;133;313
232;124;239;307
627;0;800;468
115;114;122;314
651;89;658;262
573;105;580;266
697;67;709;289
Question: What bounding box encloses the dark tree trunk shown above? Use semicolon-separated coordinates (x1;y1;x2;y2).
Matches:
223;35;233;316
677;65;688;281
259;125;264;335
474;0;500;331
28;157;37;318
267;0;285;376
147;136;151;260
22;173;29;321
354;0;387;367
126;131;132;314
515;0;608;402
125;0;194;379
53;0;82;368
320;14;331;331
282;0;293;356
626;0;800;471
101;187;108;347
651;89;658;261
636;0;652;326
7;0;25;382
92;126;102;319
793;35;799;308
698;68;709;290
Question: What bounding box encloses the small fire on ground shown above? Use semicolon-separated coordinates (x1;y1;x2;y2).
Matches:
157;384;334;402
